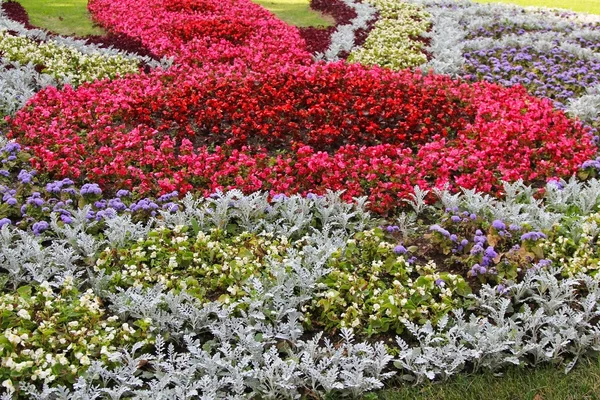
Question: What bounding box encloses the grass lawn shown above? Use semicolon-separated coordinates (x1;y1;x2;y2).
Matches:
251;0;334;27
377;358;600;400
474;0;600;15
16;0;103;36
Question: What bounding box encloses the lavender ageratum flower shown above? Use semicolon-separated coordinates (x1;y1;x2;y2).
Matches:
80;183;102;196
582;160;600;170
62;188;77;196
6;198;17;206
521;231;547;241
60;214;73;224
492;220;506;231
471;244;484;255
484;246;498;259
460;239;469;246
394;245;407;255
306;193;320;200
157;191;179;203
27;197;44;207
0;218;11;228
0;170;9;177
32;221;49;235
496;284;509;295
162;202;179;212
509;224;521;231
272;193;288;202
429;224;451;237
450;215;461;223
17;170;33;184
45;181;63;193
108;198;127;212
61;178;74;186
94;200;107;209
450;234;458;242
116;189;130;198
3;143;20;153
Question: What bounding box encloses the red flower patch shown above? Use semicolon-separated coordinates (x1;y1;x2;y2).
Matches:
8;63;594;214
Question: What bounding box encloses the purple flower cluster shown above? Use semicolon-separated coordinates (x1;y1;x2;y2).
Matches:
464;46;600;106
521;231;547;241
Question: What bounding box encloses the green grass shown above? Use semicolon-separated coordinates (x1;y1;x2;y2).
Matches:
251;0;334;27
474;0;600;15
15;0;103;36
377;358;600;400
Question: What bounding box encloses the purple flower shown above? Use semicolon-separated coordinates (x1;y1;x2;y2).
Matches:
484;246;498;259
0;170;9;177
60;214;73;224
471;244;484;255
163;202;179;212
450;215;462;223
116;189;130;198
157;191;179;203
394;245;407;255
386;225;400;233
3;143;20;153
272;193;288;202
32;221;49;235
435;278;446;287
80;183;102;196
492;220;506;230
430;224;451;237
0;218;11;228
17;170;33;184
108;198;127;212
46;181;63;193
496;284;509;295
521;231;547;241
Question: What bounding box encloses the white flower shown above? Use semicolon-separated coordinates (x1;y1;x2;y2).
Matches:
1;379;14;394
17;309;31;320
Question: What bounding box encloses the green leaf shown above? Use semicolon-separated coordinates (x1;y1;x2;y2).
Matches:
16;285;32;300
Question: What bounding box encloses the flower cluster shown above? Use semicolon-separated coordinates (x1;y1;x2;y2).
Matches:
87;0;312;69
348;0;430;69
311;228;470;335
0;279;154;394
95;226;295;305
0;30;140;86
425;211;547;283
9;63;594;214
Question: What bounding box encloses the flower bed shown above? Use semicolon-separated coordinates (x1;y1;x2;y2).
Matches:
3;0;600;397
8;63;594;213
87;0;312;69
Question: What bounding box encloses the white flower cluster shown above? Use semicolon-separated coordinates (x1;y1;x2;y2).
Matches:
348;0;430;69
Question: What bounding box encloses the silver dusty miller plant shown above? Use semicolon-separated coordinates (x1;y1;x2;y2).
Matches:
395;268;600;384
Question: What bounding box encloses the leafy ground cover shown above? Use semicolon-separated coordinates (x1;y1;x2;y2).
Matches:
2;0;600;398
